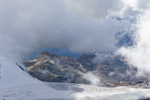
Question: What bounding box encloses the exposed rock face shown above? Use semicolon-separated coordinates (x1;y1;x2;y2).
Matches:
24;51;89;84
24;51;149;85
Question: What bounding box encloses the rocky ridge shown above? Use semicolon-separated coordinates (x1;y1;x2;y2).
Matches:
24;51;150;87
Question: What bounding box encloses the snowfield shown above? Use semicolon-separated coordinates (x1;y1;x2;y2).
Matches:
1;83;150;100
0;56;150;100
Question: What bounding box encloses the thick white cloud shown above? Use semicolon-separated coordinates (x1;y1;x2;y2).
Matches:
118;8;150;73
123;0;150;10
0;0;147;62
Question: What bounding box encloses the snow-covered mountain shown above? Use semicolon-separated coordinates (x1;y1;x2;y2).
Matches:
0;56;150;100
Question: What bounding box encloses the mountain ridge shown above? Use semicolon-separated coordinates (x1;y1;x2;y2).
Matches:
24;51;149;86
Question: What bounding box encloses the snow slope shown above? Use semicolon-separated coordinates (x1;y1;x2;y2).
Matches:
0;56;38;88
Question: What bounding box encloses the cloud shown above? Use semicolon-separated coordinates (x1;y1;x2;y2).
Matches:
118;7;150;73
0;0;143;61
83;72;101;86
63;0;124;18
